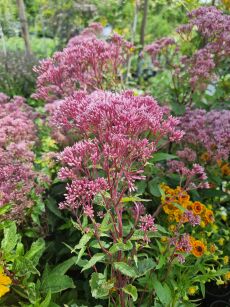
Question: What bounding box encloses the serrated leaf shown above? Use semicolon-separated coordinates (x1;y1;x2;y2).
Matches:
90;272;114;299
123;284;138;301
41;274;75;294
136;258;156;276
1;222;19;254
114;262;137;278
109;241;133;254
81;253;105;272
25;238;45;266
72;232;93;251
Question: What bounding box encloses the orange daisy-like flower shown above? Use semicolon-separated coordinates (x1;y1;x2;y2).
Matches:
178;191;190;204
204;209;215;224
221;163;230;176
184;201;193;211
191;240;206;257
192;201;204;215
200;152;210;162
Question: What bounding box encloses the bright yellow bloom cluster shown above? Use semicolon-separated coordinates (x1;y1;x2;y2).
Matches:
0;273;12;298
160;184;214;225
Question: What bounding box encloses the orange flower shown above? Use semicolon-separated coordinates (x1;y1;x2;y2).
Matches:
191;240;206;257
185;201;193;211
178;191;190;203
200;152;210;162
204;209;215;224
192;201;204;215
221;163;230;176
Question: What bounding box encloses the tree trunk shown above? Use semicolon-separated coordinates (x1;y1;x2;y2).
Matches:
16;0;32;56
140;0;148;47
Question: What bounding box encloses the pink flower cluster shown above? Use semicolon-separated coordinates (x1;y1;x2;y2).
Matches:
187;49;216;90
182;210;201;227
167;161;209;190
146;7;230;92
56;90;183;216
139;214;157;242
180;108;230;161
33;23;132;103
178;6;230;89
144;37;176;67
0;94;43;222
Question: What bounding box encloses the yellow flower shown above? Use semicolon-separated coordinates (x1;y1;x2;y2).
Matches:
211;224;219;233
169;224;177;232
221;213;227;222
218;238;225;246
223;256;229;265
200;221;206;228
160;236;168;243
187;286;198;296
209;244;216;253
0;273;12;298
224;272;230;281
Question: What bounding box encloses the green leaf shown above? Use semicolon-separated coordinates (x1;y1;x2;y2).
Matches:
148;179;161;197
123;284;138;302
76;246;86;264
50;256;77;276
46;197;64;219
109;241;133;254
90;272;114;299
156;224;169;234
40;274;75;294
136;181;147;194
200;282;205;298
151;153;178;162
25;238;45;266
99;212;113;232
72;232;93;251
152;275;171;306
0;204;12;215
14;257;39;276
1;222;19;254
81;253;105;272
39;290;51;307
114;262;137;278
155;255;166;270
121;196;151;203
136;258;156;277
